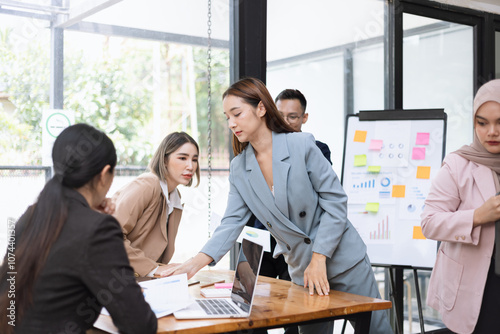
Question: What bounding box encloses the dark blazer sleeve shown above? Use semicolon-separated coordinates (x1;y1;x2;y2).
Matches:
81;216;157;334
315;140;332;165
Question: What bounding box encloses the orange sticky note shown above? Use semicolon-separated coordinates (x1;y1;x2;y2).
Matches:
413;226;426;240
392;185;406;198
354;130;367;143
416;166;431;179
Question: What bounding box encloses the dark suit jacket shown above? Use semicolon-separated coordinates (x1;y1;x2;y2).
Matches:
12;188;157;334
315;140;332;165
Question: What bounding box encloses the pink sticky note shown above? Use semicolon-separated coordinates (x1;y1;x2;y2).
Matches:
412;147;426;160
416;133;430;145
369;139;383;151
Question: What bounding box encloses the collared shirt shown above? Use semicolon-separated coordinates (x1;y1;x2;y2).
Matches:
159;180;183;215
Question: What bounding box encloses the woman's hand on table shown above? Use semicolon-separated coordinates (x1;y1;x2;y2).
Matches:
303;252;330;296
160;253;213;279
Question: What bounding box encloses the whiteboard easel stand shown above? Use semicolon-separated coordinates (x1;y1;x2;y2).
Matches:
341;110;448;334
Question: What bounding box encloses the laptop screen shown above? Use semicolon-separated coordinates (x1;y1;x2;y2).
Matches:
230;238;264;313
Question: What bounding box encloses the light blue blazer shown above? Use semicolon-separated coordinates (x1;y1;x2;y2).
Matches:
201;131;367;285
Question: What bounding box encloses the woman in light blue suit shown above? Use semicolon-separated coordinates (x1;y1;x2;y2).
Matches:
167;77;392;334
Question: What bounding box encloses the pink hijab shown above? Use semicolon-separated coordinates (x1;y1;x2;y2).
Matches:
454;79;500;184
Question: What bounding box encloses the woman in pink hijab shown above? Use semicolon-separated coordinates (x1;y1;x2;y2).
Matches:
421;79;500;334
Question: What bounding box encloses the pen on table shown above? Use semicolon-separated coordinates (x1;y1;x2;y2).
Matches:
200;280;225;288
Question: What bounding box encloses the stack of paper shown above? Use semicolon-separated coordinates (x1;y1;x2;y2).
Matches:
93;273;192;333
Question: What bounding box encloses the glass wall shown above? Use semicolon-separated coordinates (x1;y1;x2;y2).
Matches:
267;0;385;175
402;13;474;332
0;1;232;267
403;14;474;155
496;31;500;78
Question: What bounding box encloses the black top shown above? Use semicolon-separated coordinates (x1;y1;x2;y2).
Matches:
12;188;157;334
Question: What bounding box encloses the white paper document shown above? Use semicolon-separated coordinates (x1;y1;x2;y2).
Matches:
237;226;271;252
93;273;192;333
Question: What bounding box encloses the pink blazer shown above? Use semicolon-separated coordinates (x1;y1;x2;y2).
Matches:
421;153;496;334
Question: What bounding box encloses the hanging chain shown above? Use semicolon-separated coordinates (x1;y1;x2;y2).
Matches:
206;0;213;238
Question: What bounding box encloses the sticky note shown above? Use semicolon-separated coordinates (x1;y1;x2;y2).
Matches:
354;154;367;166
365;202;379;213
412;147;426;160
413;226;426;240
416;166;431;179
369;139;383;150
354;130;367;143
392;185;406;198
416;132;430;145
368;166;381;173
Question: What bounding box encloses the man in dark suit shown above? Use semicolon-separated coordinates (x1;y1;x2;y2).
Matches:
248;89;332;334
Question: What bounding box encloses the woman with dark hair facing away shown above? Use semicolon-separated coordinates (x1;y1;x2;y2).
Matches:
421;79;500;334
164;77;392;334
112;132;200;277
0;123;157;334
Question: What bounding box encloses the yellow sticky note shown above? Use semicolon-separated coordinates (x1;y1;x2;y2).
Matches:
413;226;426;240
354;130;367;143
365;202;379;213
368;166;381;173
354;154;367;167
392;185;406;198
416;166;431;179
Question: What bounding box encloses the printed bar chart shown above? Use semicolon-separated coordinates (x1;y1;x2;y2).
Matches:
353;179;375;189
370;215;390;240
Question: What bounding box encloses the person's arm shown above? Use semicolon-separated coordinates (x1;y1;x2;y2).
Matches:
296;134;345;295
82;216;157;334
472;192;500;227
113;177;160;276
164;160;253;278
162;252;213;279
303;252;330;296
421;155;496;244
303;134;349;260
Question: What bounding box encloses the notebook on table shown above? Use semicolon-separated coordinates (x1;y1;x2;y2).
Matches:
174;238;264;319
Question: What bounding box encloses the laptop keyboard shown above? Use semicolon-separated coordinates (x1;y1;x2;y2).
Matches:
196;299;240;315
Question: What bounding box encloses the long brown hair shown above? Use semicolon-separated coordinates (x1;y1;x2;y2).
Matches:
0;124;117;333
223;77;294;156
148;132;200;187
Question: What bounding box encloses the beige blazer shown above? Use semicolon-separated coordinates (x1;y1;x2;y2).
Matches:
421;153;496;334
112;173;183;277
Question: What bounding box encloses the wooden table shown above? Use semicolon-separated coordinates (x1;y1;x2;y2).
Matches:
91;269;391;334
163;269;390;333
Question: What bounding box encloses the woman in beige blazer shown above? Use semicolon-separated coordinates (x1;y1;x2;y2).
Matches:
113;132;200;277
421;79;500;334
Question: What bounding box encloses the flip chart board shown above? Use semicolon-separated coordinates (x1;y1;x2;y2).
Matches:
341;110;447;268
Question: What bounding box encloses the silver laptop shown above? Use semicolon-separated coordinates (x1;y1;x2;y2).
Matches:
174;238;264;319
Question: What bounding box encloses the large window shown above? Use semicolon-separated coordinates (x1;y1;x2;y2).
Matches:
496;30;500;78
267;0;385;174
0;1;231;267
403;14;474;154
